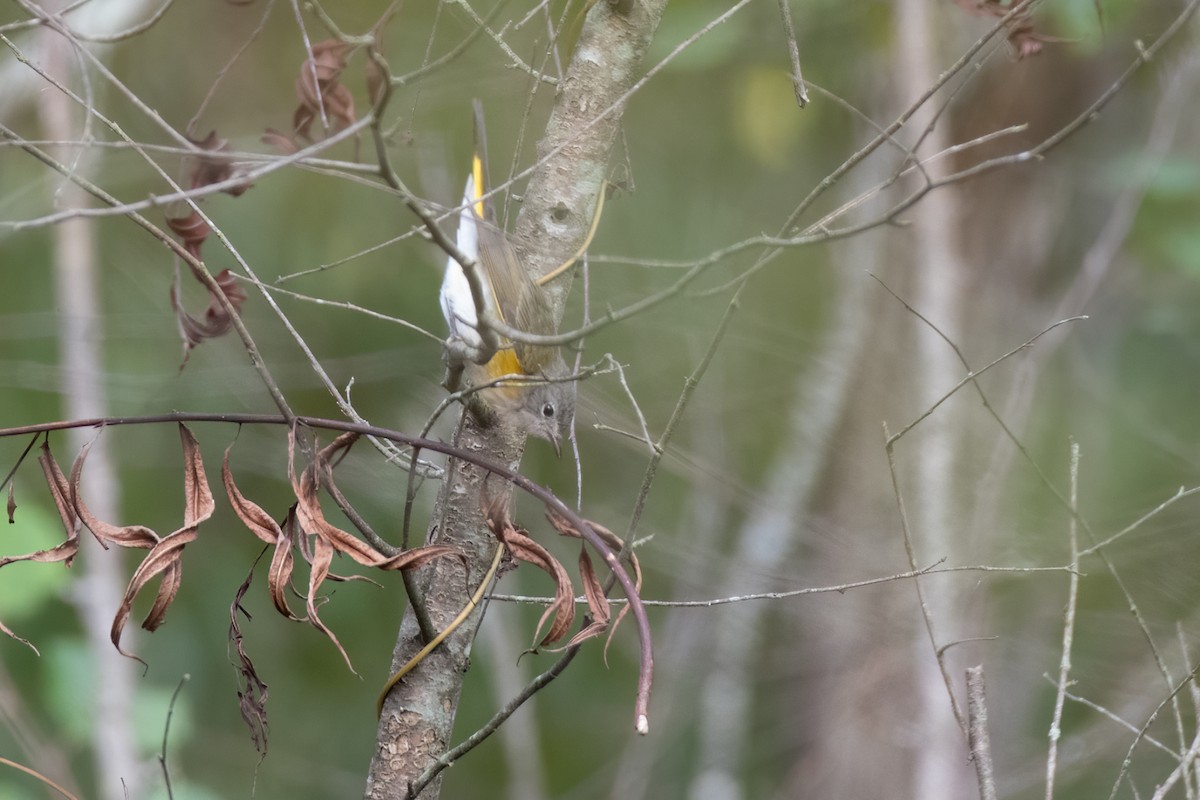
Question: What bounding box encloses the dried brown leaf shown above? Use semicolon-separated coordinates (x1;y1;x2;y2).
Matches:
283;430;461;667
488;512;574;648
376;544;461;572
187;130;253;196
6;480;14;523
268;509;301;620
107;425;214;662
0;443;80;569
142;555;186;632
546;508;642;654
950;0;1055;59
224;445;302;620
39;442;77;544
300;39;351;95
293;39;357;140
111;529;198;665
546;510;642;587
290;432;385;567
166;208;210;258
171;267;248;365
223;444;282;546
72;439;160;550
179;424;214;527
365;57;386;107
577;545;609;627
305;534;356;673
230;556;270;752
561;545;611;650
261;128;300;155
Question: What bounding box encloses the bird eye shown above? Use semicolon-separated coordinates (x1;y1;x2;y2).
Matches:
541;403;555;418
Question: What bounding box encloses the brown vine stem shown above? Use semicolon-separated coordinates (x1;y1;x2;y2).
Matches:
0;412;653;731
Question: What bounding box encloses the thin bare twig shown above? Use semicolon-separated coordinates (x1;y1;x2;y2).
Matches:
623;288;741;544
883;420;967;735
1106;663;1200;800
486;560;1076;608
775;0;808;107
46;0;179;44
187;0;277;134
158;674;190;800
1045;442;1082;800
886;316;1087;445
608;357;655;454
447;0;556;84
11;2;195;149
1055;685;1178;758
1151;729;1200;800
0;756;78;800
290;0;328;131
967;666;997;800
1079;486;1200;557
390;0;508;88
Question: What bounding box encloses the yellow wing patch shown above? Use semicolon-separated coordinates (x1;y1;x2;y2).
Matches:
472;153;486;220
485;348;525;381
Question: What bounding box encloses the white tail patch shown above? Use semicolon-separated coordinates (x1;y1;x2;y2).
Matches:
439;174;484;349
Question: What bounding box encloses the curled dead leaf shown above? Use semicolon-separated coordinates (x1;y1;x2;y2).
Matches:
281;429;461;669
293;39;357;140
39;442;77;549
486;503;575;649
171;267;247;367
545;508;642;655
74;425;214;665
269;508;300;619
72;439;159;550
223;445;302;620
291;432;386;567
0;442;80;569
262;128;300;155
187;130;253;197
950;0;1056;59
562;545;610;651
166;208;211;259
230;556;270;752
365;56;387;107
305;534;356;672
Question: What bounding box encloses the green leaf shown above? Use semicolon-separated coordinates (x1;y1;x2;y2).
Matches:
0;504;71;621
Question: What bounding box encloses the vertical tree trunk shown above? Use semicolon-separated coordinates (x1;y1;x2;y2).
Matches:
39;23;143;800
365;2;667;797
892;0;973;795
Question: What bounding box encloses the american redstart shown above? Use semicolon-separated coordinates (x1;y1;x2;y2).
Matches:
439;101;575;454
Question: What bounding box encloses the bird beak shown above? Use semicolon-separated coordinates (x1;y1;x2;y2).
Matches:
551;432;563;458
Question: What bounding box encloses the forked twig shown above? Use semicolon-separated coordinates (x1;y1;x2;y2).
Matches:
1045;442;1082;800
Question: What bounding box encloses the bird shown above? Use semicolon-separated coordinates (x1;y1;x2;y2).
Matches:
439;102;575;454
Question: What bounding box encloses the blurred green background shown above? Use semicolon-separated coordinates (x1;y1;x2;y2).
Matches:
2;0;1200;798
